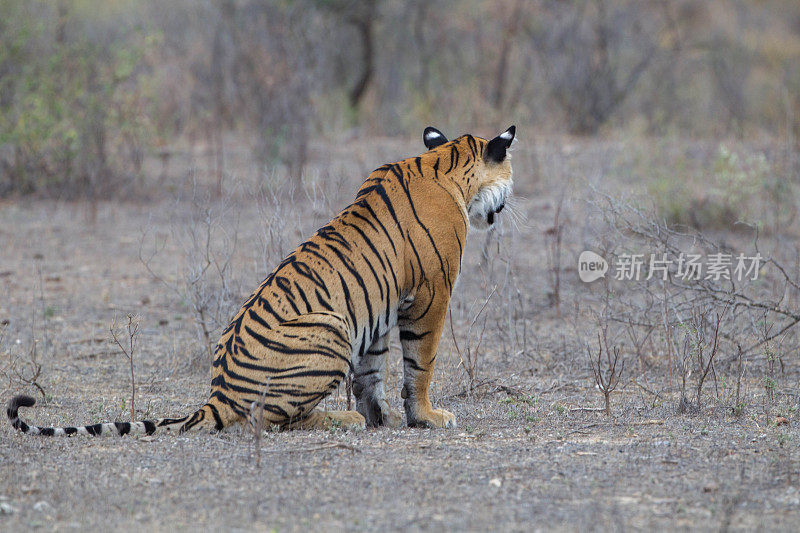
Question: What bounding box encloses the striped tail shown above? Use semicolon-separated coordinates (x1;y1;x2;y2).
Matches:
6;395;217;437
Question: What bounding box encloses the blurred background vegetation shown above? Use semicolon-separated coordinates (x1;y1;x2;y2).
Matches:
0;0;798;197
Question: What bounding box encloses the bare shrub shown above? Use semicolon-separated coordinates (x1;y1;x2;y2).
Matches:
140;177;243;363
450;285;498;395
586;328;626;417
110;313;140;423
751;314;787;421
544;188;566;315
0;264;51;398
589;192;800;413
673;309;724;414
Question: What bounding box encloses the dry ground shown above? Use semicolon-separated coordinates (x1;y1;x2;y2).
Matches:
1;136;799;531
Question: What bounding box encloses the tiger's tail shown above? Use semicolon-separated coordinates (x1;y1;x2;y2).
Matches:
6;394;231;437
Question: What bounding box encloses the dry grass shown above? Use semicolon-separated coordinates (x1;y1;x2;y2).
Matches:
1;134;799;531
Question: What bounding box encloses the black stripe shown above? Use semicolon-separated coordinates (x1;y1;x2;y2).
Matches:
143;420;156;435
400;330;430;341
274;369;347;380
371;182;402;230
408;287;435;321
342;220;387;270
383;250;399;296
397;173;451;291
248;308;273;332
337;272;359;331
64;427;78;435
356;200;398;255
405;231;424;287
403;356;426;372
207;404;224;431
256;296;285;323
315;288;334;311
466;134;478;156
326;244;374;332
115;422;131;436
361;252;385;302
293;281;313;312
221;351;313;376
157;417;188;427
367;347;389;355
86;423;103;436
291;260;331;298
243;325;345;360
40;427;55;436
447;145;459;172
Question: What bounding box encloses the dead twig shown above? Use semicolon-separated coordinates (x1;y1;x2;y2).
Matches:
110;313;139;423
586;330;626;417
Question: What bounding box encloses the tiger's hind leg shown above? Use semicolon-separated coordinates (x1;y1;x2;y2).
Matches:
232;312;363;431
353;333;403;427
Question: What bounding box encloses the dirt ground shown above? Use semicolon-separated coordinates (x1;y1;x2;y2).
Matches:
1;137;799;531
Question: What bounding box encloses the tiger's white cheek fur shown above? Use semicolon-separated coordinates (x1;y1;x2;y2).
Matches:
467;180;513;230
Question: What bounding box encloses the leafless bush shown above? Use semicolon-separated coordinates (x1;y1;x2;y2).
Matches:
140;177;243;363
544;188;566;315
585;191;800;416
672;309;724;414
2;333;46;400
751;314;787;421
586;328;626;417
110;313;140;423
0;265;51;398
450;285;498;395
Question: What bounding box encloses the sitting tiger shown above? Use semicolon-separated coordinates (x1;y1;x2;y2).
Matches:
7;125;516;436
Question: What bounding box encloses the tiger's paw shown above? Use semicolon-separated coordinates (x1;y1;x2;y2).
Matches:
284;410;366;431
380;407;405;428
326;411;367;431
407;408;457;429
357;397;404;428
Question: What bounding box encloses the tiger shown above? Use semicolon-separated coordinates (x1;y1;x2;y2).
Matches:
7;124;516;436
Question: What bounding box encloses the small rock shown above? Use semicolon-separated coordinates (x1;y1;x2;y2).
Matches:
776;416;790;426
139;435;155;442
33;501;53;513
489;478;502;488
0;502;16;515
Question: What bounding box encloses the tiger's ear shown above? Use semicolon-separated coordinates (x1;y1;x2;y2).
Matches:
423;126;448;150
484;125;516;163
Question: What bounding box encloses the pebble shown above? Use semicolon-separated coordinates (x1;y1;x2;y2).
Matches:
0;502;16;515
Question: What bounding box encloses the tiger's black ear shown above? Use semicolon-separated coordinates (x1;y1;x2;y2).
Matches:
484;125;516;163
423;126;448;150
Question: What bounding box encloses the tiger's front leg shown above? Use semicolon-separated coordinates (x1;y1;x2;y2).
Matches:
398;291;456;429
353;333;403;427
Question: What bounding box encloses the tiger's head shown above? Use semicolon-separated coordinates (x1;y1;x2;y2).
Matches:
423;125;516;230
